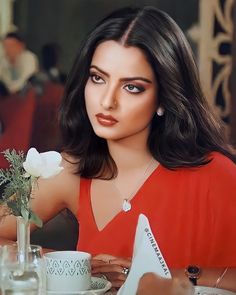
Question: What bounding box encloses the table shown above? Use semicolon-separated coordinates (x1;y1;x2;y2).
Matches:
0;238;116;294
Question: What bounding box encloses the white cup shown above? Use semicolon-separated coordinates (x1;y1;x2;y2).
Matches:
44;251;91;292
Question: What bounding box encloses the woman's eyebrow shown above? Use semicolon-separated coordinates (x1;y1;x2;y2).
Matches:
120;77;152;83
90;65;152;84
90;65;108;77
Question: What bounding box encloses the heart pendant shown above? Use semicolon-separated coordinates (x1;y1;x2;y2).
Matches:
122;199;132;212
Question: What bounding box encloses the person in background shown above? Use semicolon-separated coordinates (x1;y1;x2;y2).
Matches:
40;42;67;84
29;42;66;95
0;32;39;93
0;6;236;294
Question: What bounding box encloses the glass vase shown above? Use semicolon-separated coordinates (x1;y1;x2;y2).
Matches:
0;244;46;295
16;216;30;266
15;217;46;294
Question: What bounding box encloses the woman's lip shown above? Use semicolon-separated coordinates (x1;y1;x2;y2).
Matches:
95;113;118;126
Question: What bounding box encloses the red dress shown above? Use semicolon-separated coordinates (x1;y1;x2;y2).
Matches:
77;152;236;267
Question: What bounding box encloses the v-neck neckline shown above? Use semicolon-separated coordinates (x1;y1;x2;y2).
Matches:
88;164;162;232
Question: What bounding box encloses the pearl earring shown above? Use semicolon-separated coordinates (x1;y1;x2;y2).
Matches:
156;107;164;116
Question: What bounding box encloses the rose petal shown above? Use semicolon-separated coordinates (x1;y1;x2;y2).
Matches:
23;148;63;179
39;151;63;178
23;148;44;177
23;161;42;177
40;151;62;166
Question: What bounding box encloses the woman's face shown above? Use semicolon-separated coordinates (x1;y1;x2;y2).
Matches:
85;40;158;142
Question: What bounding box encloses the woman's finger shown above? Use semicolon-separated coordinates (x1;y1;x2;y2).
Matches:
109;257;132;268
93;254;117;262
92;263;125;275
91;258;107;267
91;255;131;288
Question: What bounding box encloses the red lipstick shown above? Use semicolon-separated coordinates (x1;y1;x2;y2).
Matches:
95;113;118;126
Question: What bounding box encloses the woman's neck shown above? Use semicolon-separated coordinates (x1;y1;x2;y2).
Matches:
107;139;153;172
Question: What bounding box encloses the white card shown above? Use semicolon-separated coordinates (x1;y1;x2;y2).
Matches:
118;214;171;295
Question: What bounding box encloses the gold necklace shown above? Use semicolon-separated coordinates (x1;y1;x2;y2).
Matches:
112;158;157;212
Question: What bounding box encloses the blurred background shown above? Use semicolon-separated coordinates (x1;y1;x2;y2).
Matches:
13;0;199;74
0;0;233;146
0;0;235;249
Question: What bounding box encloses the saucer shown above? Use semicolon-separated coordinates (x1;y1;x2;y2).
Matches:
46;277;112;295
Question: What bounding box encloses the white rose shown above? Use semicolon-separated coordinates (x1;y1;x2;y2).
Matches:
23;148;64;178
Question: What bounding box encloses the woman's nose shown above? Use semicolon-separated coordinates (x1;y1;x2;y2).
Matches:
100;86;118;110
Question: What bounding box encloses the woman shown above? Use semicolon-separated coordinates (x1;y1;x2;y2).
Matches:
0;6;236;292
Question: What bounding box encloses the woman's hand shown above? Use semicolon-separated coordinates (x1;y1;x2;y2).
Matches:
136;273;194;295
92;254;131;289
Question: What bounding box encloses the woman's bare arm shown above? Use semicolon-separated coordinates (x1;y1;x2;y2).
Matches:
0;155;80;241
171;268;236;292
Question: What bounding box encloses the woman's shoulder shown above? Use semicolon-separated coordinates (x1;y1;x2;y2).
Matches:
45;152;80;213
61;152;79;173
160;152;235;176
59;152;81;191
188;152;236;184
205;152;236;196
207;151;236;173
38;152;80;200
160;152;236;186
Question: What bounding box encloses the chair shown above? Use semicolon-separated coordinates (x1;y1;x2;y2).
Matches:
0;89;36;168
30;209;79;250
31;82;64;152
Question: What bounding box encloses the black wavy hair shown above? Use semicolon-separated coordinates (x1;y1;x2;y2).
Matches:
59;6;236;178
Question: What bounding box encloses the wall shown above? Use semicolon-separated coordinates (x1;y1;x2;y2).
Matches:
13;0;198;73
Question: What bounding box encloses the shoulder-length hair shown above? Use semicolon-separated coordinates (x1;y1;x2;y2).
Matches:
59;6;236;178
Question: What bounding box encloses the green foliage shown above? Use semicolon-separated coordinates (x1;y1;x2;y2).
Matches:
0;149;42;227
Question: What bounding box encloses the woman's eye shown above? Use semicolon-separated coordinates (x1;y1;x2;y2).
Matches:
124;84;144;93
90;74;104;84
